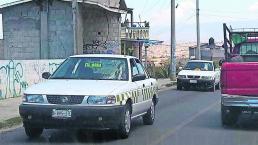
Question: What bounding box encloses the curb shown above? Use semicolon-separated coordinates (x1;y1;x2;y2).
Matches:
0;116;22;130
158;82;177;91
164;81;177;87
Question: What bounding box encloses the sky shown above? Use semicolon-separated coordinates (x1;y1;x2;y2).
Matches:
125;0;258;44
1;0;258;43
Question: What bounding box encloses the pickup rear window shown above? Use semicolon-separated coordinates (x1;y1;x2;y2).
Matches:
231;43;258;62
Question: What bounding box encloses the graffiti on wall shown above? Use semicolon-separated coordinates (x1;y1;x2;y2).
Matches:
32;62;61;84
33;63;47;84
83;40;120;54
0;60;28;99
0;60;63;100
49;62;60;74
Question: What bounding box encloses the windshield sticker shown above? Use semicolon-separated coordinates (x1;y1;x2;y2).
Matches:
85;62;102;68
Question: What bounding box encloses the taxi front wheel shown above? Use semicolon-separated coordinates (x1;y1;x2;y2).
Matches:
119;104;131;139
143;101;155;125
24;123;43;138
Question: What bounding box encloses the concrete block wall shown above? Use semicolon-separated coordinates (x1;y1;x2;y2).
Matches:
48;0;74;59
0;59;64;100
1;0;122;59
0;40;4;59
82;6;121;54
2;2;41;59
76;4;84;54
1;0;74;60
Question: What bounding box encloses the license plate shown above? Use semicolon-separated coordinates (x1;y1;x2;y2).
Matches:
190;80;197;84
52;109;72;118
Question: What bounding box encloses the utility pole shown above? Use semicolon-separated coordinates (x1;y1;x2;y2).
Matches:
72;0;78;55
144;45;148;68
196;0;201;60
170;0;176;81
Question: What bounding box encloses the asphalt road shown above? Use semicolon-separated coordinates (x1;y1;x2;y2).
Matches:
2;88;258;145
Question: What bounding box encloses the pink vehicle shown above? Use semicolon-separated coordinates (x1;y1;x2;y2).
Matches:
220;24;258;126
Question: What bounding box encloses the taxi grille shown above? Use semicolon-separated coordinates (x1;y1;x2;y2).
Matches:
47;95;85;105
187;75;200;79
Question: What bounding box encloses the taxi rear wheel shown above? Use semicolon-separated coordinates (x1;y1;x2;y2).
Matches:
143;101;155;125
24;123;43;138
119;104;131;139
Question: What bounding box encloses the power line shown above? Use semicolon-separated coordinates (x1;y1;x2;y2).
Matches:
177;13;195;32
141;0;170;14
201;9;248;14
201;12;256;21
139;0;150;14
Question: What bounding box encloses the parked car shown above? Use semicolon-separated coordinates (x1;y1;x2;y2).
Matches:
19;54;158;139
177;60;220;91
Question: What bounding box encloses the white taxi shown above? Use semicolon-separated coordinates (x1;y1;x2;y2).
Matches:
19;54;158;139
177;60;220;91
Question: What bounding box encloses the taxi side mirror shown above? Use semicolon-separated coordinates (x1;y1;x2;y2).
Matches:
178;66;183;71
219;59;225;66
132;74;146;82
42;72;51;79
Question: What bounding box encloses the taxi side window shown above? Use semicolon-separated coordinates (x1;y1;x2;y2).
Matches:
130;59;139;76
134;59;147;78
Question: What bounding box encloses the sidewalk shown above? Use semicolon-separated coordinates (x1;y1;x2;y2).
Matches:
0;78;175;130
0;97;22;129
157;78;177;90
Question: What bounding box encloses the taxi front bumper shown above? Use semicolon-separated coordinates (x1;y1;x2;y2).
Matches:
19;104;125;130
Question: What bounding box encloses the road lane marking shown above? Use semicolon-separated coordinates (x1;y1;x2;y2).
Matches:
151;100;220;145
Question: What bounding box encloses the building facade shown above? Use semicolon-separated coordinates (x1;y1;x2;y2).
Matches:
0;0;127;60
189;43;224;61
120;8;150;60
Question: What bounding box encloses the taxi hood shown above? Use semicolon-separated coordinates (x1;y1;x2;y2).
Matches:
24;80;129;96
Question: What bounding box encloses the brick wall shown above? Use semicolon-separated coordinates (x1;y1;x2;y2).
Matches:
1;1;74;60
48;0;74;59
82;6;121;54
77;4;84;54
2;2;40;59
0;40;3;59
1;0;122;59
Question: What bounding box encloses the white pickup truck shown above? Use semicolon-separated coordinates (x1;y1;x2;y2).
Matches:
177;60;220;91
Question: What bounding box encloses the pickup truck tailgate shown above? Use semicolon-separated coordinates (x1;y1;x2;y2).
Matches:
221;62;258;96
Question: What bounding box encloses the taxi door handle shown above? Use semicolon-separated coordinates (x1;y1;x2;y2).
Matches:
143;84;145;88
151;82;153;86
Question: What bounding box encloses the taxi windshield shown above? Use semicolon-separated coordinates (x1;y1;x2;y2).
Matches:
50;57;129;81
184;62;213;71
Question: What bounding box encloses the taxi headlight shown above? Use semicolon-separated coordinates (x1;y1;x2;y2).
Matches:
201;76;213;80
177;75;186;79
87;95;116;105
23;95;44;103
